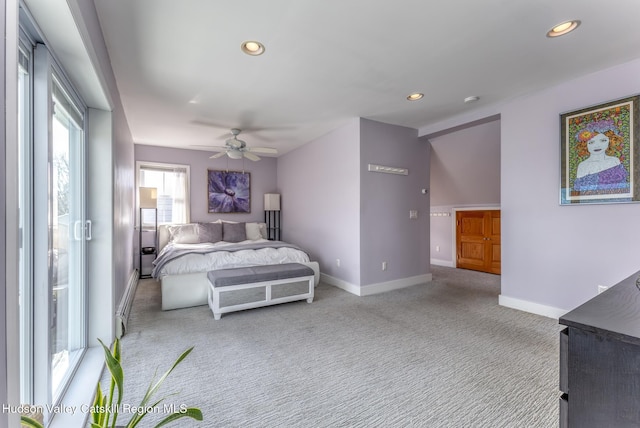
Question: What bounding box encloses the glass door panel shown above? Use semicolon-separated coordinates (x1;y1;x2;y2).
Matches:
50;77;86;400
18;41;33;405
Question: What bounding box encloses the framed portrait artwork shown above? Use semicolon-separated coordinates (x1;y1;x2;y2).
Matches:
207;170;250;213
560;95;640;205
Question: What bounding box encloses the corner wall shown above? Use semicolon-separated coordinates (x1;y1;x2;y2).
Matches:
359;119;430;286
278;118;431;293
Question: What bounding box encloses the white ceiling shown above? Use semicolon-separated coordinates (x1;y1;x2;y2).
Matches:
94;0;640;156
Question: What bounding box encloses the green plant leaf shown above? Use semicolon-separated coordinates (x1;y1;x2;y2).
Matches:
144;346;194;405
109;338;122;428
126;396;168;427
127;346;195;427
98;338;124;428
20;415;44;428
92;382;106;426
154;408;203;427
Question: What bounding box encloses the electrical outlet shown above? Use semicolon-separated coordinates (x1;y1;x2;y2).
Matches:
436;245;440;252
336;258;341;267
382;261;387;271
598;285;608;294
409;210;418;219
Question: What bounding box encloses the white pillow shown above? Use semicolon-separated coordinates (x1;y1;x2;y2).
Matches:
168;224;199;244
258;223;268;239
245;222;262;240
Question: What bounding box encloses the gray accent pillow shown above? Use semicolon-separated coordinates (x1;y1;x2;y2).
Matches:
197;222;222;243
223;222;246;242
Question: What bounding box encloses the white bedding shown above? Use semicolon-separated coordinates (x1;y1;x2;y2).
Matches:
153;239;311;278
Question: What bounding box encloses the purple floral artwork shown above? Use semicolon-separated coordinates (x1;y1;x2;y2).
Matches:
207;170;250;213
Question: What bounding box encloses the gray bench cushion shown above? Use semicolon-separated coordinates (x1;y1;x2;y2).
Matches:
208;263;314;288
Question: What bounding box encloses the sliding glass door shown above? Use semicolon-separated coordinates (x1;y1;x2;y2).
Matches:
19;40;89;416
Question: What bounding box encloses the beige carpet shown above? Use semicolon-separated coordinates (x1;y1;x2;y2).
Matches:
105;266;559;428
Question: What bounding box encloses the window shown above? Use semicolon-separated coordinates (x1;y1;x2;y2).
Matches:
137;162;190;224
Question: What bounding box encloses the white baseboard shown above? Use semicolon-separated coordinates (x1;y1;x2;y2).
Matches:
360;274;433;296
499;294;567;319
320;273;361;295
116;270;139;338
320;273;433;296
430;258;454;267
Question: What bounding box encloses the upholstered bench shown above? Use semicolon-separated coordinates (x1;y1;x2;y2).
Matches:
207;263;315;320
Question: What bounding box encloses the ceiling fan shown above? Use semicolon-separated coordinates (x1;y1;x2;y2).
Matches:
195;128;278;161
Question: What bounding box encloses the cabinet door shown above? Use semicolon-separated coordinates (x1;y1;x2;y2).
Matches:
567;328;640;427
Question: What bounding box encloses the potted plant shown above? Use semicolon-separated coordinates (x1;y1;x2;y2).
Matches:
21;338;202;428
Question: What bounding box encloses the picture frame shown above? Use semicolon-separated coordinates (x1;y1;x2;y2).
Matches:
207;170;250;213
560;95;640;205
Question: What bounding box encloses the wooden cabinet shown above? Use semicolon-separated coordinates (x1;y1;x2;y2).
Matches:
455;210;500;274
559;270;640;427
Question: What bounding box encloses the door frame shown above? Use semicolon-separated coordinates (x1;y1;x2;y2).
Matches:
451;205;501;268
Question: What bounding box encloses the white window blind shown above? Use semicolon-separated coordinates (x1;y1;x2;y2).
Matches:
138;162;190;224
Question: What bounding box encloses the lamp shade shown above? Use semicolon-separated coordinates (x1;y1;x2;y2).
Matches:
264;193;280;211
139;187;158;209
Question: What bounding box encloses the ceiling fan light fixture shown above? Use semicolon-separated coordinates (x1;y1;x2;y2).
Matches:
547;20;581;38
407;93;424;101
241;40;265;56
227;149;243;159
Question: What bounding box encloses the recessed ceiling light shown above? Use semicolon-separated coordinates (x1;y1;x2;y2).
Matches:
464;96;479;104
407;93;424;101
547;20;581;38
241;40;265;56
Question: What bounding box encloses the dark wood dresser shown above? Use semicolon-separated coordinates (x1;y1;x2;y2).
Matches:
559;270;640;427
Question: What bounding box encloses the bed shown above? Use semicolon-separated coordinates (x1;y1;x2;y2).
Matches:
151;221;320;310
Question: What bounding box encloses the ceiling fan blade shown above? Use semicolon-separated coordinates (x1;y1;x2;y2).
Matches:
192;145;227;152
246;147;278;155
243;152;261;161
209;151;227;159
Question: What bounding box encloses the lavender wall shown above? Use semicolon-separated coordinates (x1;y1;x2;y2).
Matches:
429;120;501;265
501;58;640;312
430;120;501;206
74;0;136;337
135;144;278;223
112;103;135;305
277;119;361;285
359;119;430;286
421;57;640;314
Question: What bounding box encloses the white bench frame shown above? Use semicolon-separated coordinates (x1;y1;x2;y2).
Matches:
208;273;314;320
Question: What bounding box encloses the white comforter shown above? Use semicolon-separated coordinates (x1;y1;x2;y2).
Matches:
153;239;311;278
